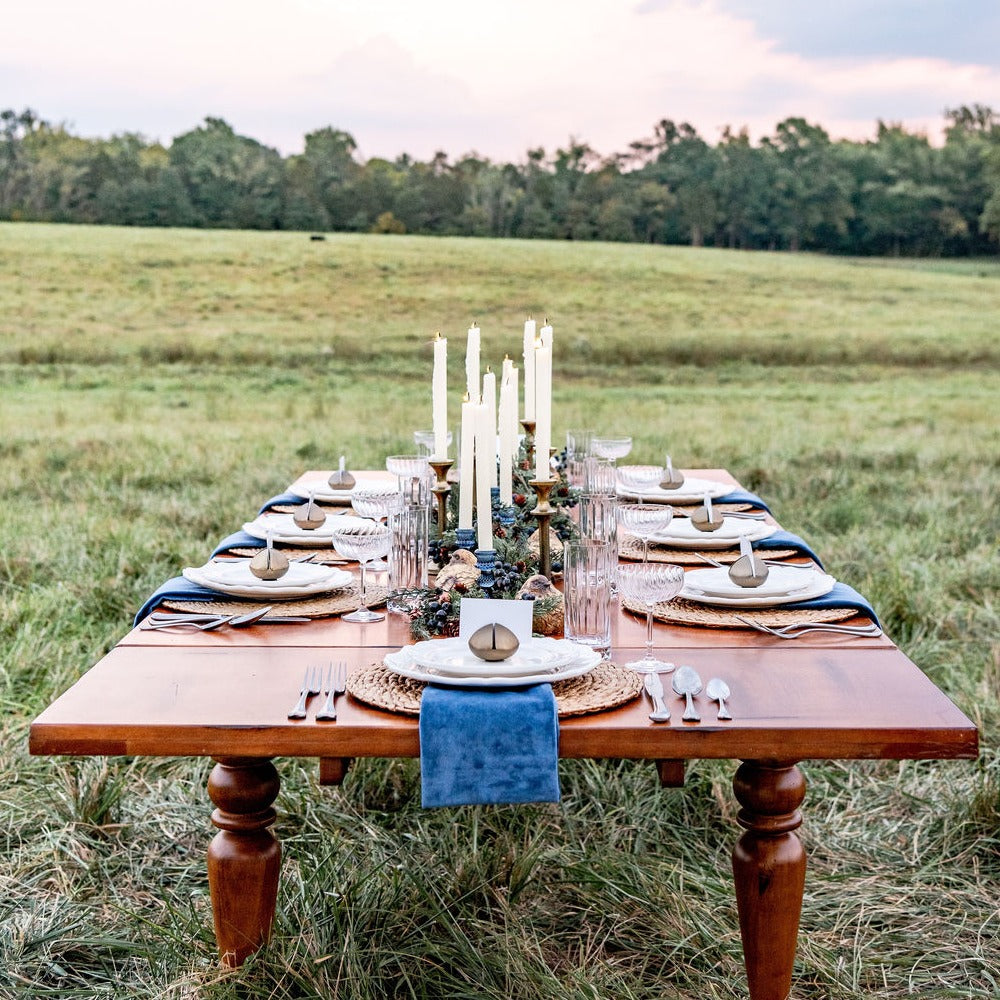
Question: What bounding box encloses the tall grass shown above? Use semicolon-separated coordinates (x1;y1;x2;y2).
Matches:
1;224;997;998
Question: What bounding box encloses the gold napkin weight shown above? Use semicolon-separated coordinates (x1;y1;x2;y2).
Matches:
468;623;520;662
691;494;725;532
249;528;290;580
659;453;685;490
293;491;326;530
328;455;356;491
728;533;769;588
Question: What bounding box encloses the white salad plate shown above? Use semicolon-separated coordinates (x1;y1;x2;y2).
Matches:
616;476;731;505
287;478;386;504
183;560;353;599
680;567;836;607
384;640;602;687
648;517;777;550
242;513;373;546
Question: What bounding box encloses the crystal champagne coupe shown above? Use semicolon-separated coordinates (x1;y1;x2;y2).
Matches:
330;521;391;623
617;563;685;673
617;503;674;562
350;485;403;571
616;464;664;503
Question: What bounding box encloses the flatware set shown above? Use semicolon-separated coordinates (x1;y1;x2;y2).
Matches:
643;666;732;723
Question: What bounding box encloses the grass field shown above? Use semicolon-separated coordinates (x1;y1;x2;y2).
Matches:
1;222;998;998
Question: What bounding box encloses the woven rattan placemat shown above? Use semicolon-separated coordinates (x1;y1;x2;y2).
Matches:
163;584;387;618
618;535;798;566
269;503;356;516
619;495;753;513
622;596;854;629
227;547;346;562
347;660;643;718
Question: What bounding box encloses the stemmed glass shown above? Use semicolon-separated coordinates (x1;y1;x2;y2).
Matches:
350;486;403;571
385;454;431;503
591;436;632;463
617;503;674;562
565;429;594;487
617;563;685;673
616;464;664;502
330;522;391;623
413;429;452;457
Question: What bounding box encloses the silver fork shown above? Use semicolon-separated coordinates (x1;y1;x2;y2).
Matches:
735;616;882;639
287;665;323;719
316;662;348;721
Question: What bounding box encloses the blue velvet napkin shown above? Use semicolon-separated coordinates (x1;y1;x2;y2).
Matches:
212;530;266;557
419;684;561;807
755;530;824;569
713;488;770;512
257;491;306;515
780;581;881;627
133;575;233;625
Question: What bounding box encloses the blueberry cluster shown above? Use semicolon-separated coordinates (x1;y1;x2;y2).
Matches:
420;589;454;635
428;536;454;569
490;558;527;598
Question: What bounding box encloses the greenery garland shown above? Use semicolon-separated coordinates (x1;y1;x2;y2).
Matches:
407;458;578;640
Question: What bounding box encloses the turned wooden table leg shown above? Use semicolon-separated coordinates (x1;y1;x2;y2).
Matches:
207;757;282;967
731;760;807;1000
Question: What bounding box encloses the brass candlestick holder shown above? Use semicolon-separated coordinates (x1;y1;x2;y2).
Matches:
520;419;536;470
428;458;453;536
529;476;559;579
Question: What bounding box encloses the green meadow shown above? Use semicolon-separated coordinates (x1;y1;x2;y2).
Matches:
1;222;998;998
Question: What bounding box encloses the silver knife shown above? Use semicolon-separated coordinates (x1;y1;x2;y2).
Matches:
643;672;671;723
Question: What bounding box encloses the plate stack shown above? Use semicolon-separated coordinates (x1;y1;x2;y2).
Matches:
182;560;353;599
383;637;602;688
679;566;836;607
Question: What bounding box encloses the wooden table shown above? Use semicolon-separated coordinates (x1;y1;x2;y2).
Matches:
29;471;978;1000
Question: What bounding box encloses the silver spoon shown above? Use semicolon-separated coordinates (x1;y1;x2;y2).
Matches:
672;665;703;722
705;677;732;720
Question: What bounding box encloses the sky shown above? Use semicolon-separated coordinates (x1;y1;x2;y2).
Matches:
4;0;999;162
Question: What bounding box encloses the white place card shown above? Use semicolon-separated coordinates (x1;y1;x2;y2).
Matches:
458;598;534;645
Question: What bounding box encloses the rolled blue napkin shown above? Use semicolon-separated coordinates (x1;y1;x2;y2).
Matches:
134;575;231;625
781;581;880;627
755;530;824;569
419;684;561;808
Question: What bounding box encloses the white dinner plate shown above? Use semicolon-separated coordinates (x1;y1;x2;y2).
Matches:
384;642;602;687
647;517;777;550
407;636;571;677
183;560;353;599
616;476;731;505
681;565;826;600
680;567;836;607
288;477;385;504
242;512;374;546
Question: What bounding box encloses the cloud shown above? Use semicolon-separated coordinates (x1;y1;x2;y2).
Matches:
3;0;999;161
712;0;1000;67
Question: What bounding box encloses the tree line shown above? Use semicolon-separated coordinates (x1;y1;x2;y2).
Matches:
2;105;1000;256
